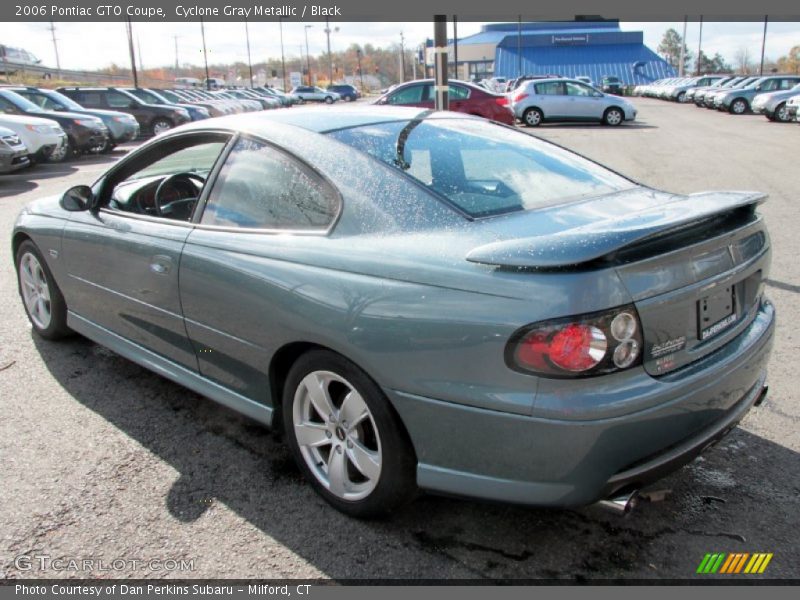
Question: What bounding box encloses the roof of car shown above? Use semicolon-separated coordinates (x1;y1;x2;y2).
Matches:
178;105;471;136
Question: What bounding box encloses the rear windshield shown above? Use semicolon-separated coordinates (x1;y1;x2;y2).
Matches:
327;118;634;218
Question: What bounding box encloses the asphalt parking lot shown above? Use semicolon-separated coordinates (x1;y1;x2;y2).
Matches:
1;98;798;581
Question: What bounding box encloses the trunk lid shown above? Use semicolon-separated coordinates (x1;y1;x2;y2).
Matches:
468;189;770;375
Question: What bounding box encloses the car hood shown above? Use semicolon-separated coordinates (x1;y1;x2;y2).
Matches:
465;188;766;268
70;108;133;119
29;109;98;122
0;114;60;128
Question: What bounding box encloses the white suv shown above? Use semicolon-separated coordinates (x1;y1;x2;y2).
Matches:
0;113;67;163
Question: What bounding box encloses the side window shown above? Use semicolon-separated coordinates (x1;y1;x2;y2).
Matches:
565;82;592;96
106;91;134;108
76;92;102;107
535;81;564;95
780;79;799;90
201;138;339;231
449;85;470;100
0;97;19;113
388;85;426;105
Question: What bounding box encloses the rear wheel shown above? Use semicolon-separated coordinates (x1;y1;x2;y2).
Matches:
16;240;71;340
282;350;417;518
603;107;624;126
324;96;334;104
151;118;173;136
344;95;353;102
522;107;543;127
676;91;686;103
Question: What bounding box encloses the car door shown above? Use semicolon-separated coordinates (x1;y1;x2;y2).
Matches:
179;135;341;404
104;90;148;126
385;83;430;108
448;84;472;115
533;81;568;118
564;81;600;118
60;131;231;370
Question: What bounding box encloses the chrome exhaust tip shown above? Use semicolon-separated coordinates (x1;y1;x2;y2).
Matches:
596;490;639;514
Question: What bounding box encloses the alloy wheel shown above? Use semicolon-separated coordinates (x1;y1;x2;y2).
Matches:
605;108;623;126
152;120;172;135
524;108;542;126
775;104;788;122
292;370;382;501
731;99;747;114
18;252;52;330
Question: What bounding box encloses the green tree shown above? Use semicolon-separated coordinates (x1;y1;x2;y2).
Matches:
658;28;691;71
695;50;733;74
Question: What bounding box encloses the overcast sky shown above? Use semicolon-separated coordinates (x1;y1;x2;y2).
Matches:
0;21;798;72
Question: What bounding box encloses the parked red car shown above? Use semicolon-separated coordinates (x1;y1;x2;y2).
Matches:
374;79;515;125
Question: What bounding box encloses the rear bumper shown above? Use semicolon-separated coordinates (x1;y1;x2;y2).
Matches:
388;299;775;507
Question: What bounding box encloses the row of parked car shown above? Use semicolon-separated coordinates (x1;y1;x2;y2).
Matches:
0;83;315;173
479;75;625;95
634;74;800;122
376;76;637;127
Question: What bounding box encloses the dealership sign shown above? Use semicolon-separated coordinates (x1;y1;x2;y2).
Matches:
552;35;589;45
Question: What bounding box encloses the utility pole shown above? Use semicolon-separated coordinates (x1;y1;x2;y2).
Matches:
304;25;313;85
679;17;687;76
453;15;458;79
48;22;61;78
695;16;703;76
137;36;144;75
759;16;768;75
125;17;138;87
356;47;364;90
400;31;406;83
200;17;210;90
244;20;253;87
279;18;287;91
517;16;522;77
173;36;180;74
433;15;448;110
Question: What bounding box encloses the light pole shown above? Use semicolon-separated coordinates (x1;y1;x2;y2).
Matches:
244;20;253;87
304;25;313;85
759;16;768;76
400;31;406;83
279;18;287;91
324;17;340;84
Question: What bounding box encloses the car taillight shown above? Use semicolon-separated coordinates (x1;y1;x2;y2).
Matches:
513;93;529;103
495;96;509;106
506;305;643;378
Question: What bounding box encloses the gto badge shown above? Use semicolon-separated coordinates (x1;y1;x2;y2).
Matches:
651;336;686;358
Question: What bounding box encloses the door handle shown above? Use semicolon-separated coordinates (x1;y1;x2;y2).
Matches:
150;255;172;275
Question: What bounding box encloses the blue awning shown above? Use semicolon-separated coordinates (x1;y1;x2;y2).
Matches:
495;44;676;85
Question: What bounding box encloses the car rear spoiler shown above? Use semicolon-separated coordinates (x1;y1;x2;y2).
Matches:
466;191;767;269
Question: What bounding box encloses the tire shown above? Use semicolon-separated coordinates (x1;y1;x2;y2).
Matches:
676;91;686;103
603;107;624;126
522;107;543;127
324;96;334;104
16;240;71;340
46;139;69;163
774;103;789;123
151;118;173;136
729;98;748;114
282;350;417;518
344;95;353;102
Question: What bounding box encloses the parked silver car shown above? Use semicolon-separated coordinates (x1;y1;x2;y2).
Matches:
511;78;636;126
666;75;727;102
752;82;800;122
785;94;800;122
0;125;30;173
290;86;341;104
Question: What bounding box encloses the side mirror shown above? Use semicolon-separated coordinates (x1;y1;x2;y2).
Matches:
61;185;93;212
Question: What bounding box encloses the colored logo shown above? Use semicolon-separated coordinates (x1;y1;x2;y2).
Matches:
696;553;773;574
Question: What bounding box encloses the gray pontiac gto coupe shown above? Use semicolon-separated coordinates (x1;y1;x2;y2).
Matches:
13;107;774;517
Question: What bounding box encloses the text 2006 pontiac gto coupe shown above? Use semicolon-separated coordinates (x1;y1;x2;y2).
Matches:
13;107;774;517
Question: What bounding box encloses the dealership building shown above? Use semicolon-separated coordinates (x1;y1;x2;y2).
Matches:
442;21;676;85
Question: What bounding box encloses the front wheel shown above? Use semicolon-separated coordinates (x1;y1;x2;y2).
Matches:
676;91;686;103
344;95;353;102
603;107;624;126
282;350;417;518
324;96;334;104
16;240;71;340
774;103;789;122
522;107;543;127
729;99;748;114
